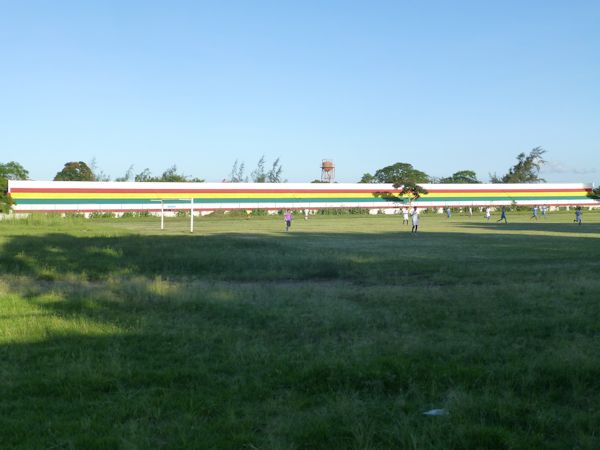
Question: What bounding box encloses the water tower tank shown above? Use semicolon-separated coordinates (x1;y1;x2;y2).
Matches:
321;160;335;182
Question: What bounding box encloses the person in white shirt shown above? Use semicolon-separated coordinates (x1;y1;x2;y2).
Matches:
531;206;539;220
411;208;419;233
402;207;409;225
485;207;491;221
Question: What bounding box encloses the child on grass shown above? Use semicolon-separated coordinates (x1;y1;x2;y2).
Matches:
574;207;582;225
284;210;293;231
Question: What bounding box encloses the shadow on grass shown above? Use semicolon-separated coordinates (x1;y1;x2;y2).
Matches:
1;229;600;448
1;225;599;282
456;220;600;235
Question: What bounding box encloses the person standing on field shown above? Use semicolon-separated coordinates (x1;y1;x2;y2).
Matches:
411;208;419;233
574;207;582;225
446;207;452;219
402;207;409;225
531;206;538;220
485;207;491;221
284;209;293;231
497;206;507;223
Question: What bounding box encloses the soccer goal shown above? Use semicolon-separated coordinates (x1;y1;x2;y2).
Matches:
150;198;195;232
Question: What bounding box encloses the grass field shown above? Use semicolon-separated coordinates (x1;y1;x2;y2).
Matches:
1;211;600;449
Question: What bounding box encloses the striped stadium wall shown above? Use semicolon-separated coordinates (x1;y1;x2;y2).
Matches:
7;181;599;213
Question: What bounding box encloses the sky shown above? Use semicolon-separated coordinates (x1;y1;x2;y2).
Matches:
1;0;599;184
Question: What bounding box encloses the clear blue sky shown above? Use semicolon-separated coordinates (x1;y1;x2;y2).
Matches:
1;0;599;183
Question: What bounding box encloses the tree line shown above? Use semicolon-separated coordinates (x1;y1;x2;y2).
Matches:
357;147;549;200
0;156;284;212
359;147;547;186
49;154;286;183
1;147;598;212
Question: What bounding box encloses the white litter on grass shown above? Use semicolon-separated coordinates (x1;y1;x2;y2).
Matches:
422;408;448;416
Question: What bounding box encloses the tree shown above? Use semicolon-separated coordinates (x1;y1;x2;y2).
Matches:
134;165;203;182
440;170;480;184
90;157;111;181
250;155;284;183
393;180;429;200
115;165;135;182
1;161;29;213
251;156;267;182
134;168;154;182
359;162;430;184
490;147;547;183
362;162;430;202
160;165;194;182
54;161;95;181
1;161;29;192
228;160;247;182
266;157;283;182
359;173;375;183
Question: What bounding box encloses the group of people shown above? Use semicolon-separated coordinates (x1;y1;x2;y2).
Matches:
530;205;549;220
283;205;585;232
399;205;585;231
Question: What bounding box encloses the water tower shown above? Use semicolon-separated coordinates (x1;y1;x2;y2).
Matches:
321;159;335;183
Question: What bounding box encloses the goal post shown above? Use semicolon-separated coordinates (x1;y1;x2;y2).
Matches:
150;198;195;232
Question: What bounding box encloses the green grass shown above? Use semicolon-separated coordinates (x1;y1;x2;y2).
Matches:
1;211;600;449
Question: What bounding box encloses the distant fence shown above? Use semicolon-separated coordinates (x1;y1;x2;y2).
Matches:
7;181;599;213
